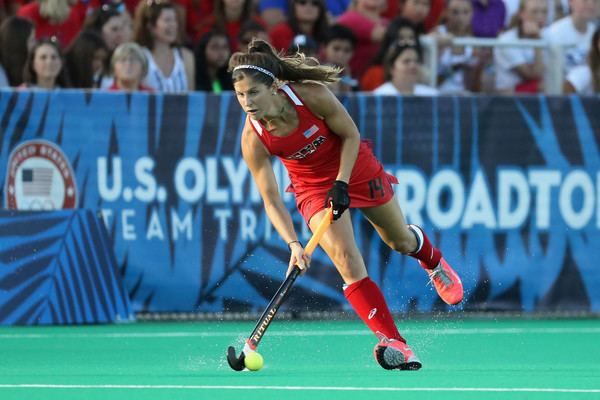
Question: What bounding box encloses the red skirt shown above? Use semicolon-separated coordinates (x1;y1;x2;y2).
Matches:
290;147;398;224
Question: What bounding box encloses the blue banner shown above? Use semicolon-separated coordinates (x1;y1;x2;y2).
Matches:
1;90;598;313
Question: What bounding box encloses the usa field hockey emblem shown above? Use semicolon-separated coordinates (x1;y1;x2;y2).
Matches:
303;124;319;138
4;140;78;210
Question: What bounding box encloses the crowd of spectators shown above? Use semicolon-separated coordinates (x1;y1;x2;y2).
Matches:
0;0;598;95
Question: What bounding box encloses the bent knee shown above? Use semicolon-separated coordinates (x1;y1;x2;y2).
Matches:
387;233;416;254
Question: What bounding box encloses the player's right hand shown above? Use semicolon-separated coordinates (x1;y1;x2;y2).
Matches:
324;180;350;220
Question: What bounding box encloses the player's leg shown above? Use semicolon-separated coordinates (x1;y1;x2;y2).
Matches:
308;208;420;369
360;197;464;305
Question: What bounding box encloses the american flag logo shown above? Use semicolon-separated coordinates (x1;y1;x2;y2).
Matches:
303;125;319;138
22;168;53;196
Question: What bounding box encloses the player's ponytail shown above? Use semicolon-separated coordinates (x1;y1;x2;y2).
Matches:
229;39;342;85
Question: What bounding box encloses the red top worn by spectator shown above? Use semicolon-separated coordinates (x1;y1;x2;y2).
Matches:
17;0;87;48
174;0;213;44
337;10;387;80
269;22;296;53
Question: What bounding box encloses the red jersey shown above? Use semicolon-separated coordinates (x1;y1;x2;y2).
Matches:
17;1;86;49
248;84;397;222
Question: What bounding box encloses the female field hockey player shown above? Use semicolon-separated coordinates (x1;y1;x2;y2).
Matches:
229;39;463;370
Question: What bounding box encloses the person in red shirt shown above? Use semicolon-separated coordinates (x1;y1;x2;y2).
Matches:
337;0;388;80
173;0;212;44
17;0;87;49
228;39;464;370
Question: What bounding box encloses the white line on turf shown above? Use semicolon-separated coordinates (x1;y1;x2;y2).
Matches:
0;385;598;393
1;327;600;339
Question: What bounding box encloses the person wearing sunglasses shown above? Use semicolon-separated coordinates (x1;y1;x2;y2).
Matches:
258;0;351;29
268;0;330;54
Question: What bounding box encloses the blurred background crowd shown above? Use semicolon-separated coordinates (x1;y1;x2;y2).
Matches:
0;0;598;95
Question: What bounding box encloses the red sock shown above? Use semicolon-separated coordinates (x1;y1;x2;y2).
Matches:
344;277;405;342
408;224;442;270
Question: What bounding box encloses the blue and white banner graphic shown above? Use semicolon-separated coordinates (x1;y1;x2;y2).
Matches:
0;90;598;313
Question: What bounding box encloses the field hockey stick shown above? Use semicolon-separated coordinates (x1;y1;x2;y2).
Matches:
226;207;334;371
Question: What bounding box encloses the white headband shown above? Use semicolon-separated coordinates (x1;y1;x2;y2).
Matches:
233;65;276;81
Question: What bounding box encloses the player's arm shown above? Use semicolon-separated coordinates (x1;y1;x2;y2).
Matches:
295;82;360;183
241;122;305;261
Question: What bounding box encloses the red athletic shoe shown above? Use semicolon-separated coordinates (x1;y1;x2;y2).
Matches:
420;257;463;305
373;332;422;370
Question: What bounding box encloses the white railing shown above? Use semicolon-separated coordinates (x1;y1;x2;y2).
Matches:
420;36;571;94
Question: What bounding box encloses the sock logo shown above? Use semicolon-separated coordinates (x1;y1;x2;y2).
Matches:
368;308;378;320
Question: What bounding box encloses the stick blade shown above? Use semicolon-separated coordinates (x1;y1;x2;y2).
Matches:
227;346;246;371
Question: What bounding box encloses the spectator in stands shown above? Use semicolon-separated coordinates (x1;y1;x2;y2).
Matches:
194;0;262;50
321;24;358;93
374;41;438;95
108;41;154;91
237;19;270;52
194;30;233;92
360;17;420;91
269;0;329;54
0;16;35;87
399;0;431;33
22;38;70;89
544;0;597;75
258;0;351;28
337;0;389;80
494;0;547;93
17;0;86;49
564;26;600;94
84;3;132;52
471;0;506;38
65;30;109;88
433;0;484;93
133;0;194;92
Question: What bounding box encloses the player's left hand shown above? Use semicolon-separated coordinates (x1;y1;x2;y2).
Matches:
287;242;311;276
325;180;350;220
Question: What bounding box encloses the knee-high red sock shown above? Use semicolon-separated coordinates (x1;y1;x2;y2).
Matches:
408;224;442;270
344;277;405;342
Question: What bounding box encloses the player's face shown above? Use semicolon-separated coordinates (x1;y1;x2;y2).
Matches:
234;76;275;119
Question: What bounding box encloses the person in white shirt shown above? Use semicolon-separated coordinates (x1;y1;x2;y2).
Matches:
374;41;439;95
133;0;195;93
543;0;597;75
564;26;600;94
432;0;484;94
494;0;547;93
